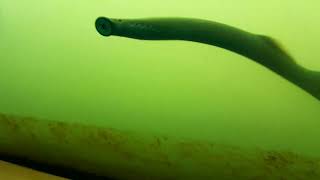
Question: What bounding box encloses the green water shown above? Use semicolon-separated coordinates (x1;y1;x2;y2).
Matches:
1;0;320;178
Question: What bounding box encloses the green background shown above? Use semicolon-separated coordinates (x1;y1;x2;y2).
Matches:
1;0;320;158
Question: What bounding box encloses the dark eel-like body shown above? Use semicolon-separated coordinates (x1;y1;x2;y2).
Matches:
95;17;320;101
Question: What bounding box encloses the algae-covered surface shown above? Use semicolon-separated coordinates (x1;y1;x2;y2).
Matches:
0;113;320;180
1;0;320;179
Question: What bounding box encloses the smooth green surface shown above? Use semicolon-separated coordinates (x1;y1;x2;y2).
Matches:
0;1;320;178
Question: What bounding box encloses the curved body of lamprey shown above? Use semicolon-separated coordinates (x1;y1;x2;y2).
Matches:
95;17;320;101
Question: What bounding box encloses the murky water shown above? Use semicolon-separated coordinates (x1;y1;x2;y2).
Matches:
0;0;320;179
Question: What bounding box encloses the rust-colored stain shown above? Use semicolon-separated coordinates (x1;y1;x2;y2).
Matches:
263;151;295;169
96;128;126;147
0;113;20;131
0;114;38;141
0;112;320;180
48;121;69;143
177;141;212;158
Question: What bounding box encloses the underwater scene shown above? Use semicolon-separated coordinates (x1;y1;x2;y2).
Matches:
0;0;320;179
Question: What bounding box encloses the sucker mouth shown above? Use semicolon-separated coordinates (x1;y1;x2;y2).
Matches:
95;17;113;36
